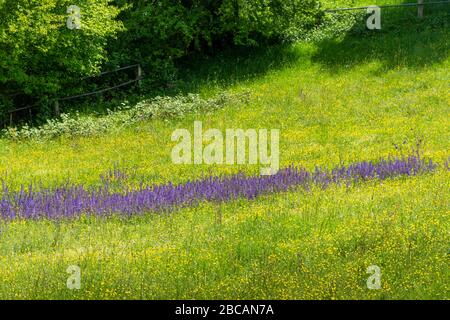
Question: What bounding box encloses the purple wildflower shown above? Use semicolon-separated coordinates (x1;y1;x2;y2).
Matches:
0;154;439;220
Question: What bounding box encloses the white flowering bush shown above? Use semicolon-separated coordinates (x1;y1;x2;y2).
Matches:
2;92;250;140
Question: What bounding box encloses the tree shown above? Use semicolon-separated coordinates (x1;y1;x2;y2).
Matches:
0;0;124;115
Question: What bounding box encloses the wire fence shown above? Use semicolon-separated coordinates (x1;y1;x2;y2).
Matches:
325;0;449;11
322;0;449;34
57;65;142;102
5;64;143;125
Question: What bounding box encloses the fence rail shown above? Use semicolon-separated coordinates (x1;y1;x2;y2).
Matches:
81;64;141;80
58;65;142;102
6;64;142;123
325;0;450;12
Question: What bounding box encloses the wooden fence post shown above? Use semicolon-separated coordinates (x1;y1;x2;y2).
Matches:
54;100;60;117
418;0;424;18
137;64;142;88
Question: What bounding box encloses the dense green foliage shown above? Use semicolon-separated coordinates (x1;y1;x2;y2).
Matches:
109;0;322;86
217;0;321;44
0;0;123;117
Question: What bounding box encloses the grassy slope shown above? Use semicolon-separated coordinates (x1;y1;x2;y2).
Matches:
0;12;449;299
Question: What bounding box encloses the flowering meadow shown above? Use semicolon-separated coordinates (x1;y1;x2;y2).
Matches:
0;14;448;299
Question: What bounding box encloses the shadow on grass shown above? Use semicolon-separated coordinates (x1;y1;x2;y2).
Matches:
312;3;450;73
174;43;312;94
173;3;449;93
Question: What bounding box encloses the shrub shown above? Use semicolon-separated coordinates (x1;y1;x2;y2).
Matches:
2;91;251;140
108;0;215;88
217;0;322;45
109;0;322;87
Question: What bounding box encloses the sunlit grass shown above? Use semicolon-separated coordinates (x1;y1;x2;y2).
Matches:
1;41;448;189
0;14;448;299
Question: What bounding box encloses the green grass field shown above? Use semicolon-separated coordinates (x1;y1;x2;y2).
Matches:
0;4;449;299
